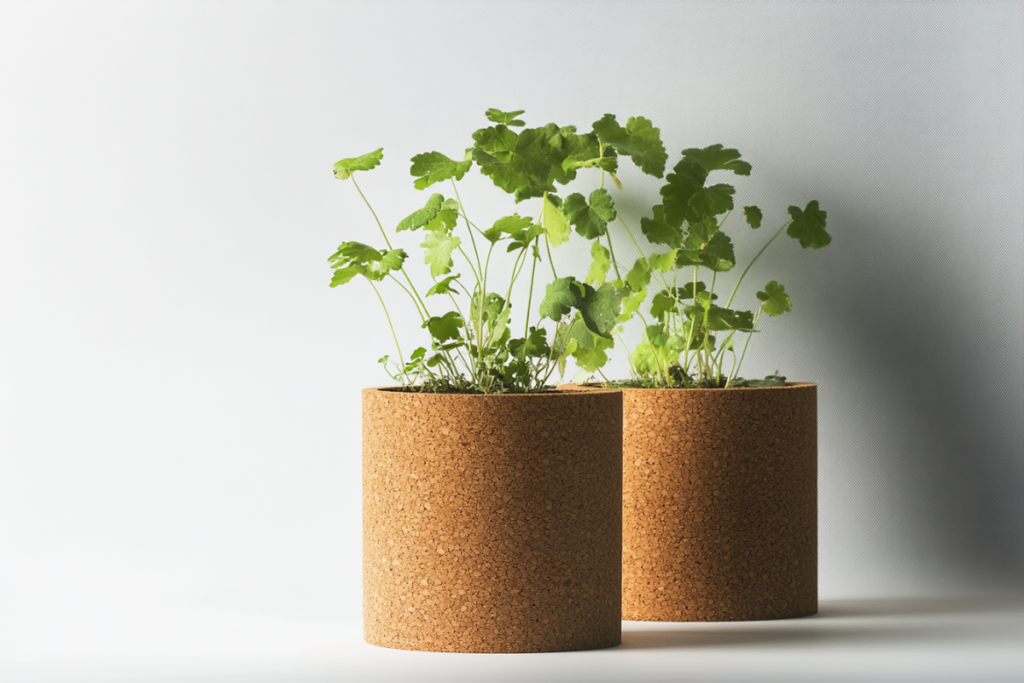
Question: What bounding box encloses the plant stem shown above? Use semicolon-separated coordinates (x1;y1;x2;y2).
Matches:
369;281;404;369
387;273;428;322
725;220;791;308
451;179;483;278
730;309;762;384
350;177;431;320
350;176;392;250
524;237;539;337
545;235;558;279
604;231;623;281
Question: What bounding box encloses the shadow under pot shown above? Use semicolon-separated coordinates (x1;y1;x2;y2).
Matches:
621;383;818;622
362;387;623;653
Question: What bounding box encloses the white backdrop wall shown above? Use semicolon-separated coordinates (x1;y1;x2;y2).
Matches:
1;1;1022;623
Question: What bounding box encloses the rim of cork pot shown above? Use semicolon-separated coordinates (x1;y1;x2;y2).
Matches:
558;382;815;393
363;386;623;398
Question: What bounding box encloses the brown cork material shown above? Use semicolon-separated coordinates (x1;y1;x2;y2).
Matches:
362;387;623;653
618;383;818;621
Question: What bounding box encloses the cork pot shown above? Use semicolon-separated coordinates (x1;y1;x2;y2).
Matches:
362;387;623;653
622;383;817;622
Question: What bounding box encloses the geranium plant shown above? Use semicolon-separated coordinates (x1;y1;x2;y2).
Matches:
564;141;832;388
328;108;673;393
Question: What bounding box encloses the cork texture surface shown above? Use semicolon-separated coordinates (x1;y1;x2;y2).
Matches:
621;384;818;622
362;388;623;653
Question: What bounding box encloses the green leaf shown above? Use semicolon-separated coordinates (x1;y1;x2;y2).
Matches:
618;287;646;323
397;194;445;232
676;231;735;272
640;205;683;249
592;114;667;177
577;283;623;338
328;242;406;283
421;231;461;277
681;144;752;176
756;280;793;316
787;200;831;249
539;277;622;338
328;241;381;265
660;158;708;226
426;274;461;297
587;241;611;286
332;148;383;180
554;313;614;373
471;291;505;326
688;183;735;218
424;207;458;233
510;326;550;359
488;306;511;347
699;232;736;272
648;250;678;272
410;151;472;190
329;264;364;287
483;214;534;243
707;307;755;331
375;248;407;273
423;311;464;343
563;188;617;239
485;108;526;126
650;289;679;319
561;155;618;174
539;277;582;321
542;193;570;247
625;257;651;292
743;205;763;229
677;281;716;301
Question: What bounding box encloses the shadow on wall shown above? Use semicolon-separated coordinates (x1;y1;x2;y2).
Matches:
806;192;1024;588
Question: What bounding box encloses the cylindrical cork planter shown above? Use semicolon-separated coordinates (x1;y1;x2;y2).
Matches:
362;387;623;653
621;383;817;622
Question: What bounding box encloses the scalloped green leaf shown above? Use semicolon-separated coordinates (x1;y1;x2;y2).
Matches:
564;188;617;239
625;257;651;292
640;205;683;249
396;194;445;232
485;108;526;126
743;205;763;229
410;151;472;190
543;193;570;247
587;241;611;286
756;280;793;316
787;200;831;249
421;231;460;277
592;114;667;177
332;148;382;180
681;144;751;176
423;311;464;343
688;183;735;218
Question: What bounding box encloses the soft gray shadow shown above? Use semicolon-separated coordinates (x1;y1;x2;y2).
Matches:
790;192;1024;585
619;597;1024;650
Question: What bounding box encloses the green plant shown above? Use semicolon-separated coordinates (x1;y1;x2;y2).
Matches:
328;108;672;393
569;141;832;388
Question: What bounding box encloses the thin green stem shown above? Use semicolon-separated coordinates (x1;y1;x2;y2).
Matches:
725;220;791;309
451;179;483;277
604;231;623;281
369;281;404;370
524;238;540;337
350;176;392;250
387;273;427;322
729;309;762;385
545;236;558;279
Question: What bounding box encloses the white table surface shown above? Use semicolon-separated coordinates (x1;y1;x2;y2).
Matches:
2;598;1022;683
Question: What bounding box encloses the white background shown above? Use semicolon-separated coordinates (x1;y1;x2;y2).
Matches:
1;1;1022;681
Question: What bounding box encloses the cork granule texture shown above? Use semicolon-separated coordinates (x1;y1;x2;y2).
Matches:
362;388;623;653
622;384;817;622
